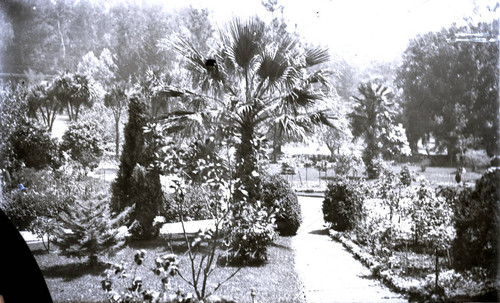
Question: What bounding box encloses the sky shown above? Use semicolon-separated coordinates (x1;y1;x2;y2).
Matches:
153;0;497;64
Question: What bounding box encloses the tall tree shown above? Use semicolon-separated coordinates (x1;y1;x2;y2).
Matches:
350;82;410;178
397;22;499;157
167;17;333;205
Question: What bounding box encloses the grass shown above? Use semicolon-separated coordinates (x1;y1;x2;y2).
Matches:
33;236;305;303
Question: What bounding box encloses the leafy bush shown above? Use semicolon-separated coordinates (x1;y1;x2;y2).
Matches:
463;149;490;171
399;165;412;186
0;168;74;231
365;155;386;179
8;120;61;170
223;201;276;265
322;178;364;231
332;154;353;176
61;117;105;172
261;174;302;236
451;168;500;276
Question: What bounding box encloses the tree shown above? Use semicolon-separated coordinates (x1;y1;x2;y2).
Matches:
396;22;499;157
52;73;94;122
54;181;130;266
350;82;410;178
61;118;105;172
168;17;333;205
104;84;128;158
111;97;162;240
9;120;61;171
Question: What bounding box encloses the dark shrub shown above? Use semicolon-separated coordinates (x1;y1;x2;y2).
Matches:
451;168;500;277
261;174;302;236
162;185;213;222
61;118;104;172
9;120;61;170
322;178;364;231
399;165;412;186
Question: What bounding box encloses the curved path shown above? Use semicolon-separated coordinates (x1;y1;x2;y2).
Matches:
292;196;407;303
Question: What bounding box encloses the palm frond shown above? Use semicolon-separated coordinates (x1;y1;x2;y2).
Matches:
304;47;330;67
225;18;265;69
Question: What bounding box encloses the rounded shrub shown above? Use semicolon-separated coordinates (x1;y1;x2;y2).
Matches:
322;178;364;231
261;174;302;236
451;168;500;277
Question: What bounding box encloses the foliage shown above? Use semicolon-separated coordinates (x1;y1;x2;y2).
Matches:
410;179;455;250
156;137;243;300
399;165;412;186
111;97;162;240
396;22;499;156
463;149;490;171
332;154;354;176
451;168;500;276
127;165;163;240
101;250;194;303
322;178;364;231
53;180;130;265
166;17;334;205
162;185;213;222
8;119;61;171
0;168;76;251
61;118;105;172
223;200;277;265
261;173;302;236
350;82;410;178
0;82;29;171
104;83;128;158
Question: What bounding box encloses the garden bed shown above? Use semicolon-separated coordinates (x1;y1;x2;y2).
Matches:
329;229;499;302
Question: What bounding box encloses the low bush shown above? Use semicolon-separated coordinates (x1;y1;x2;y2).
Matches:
322;178;364;231
451;168;500;277
223;201;276;265
261;174;302;236
399;165;412;186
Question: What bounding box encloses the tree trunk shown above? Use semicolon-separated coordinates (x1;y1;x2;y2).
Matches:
115;115;120;159
233;116;259;206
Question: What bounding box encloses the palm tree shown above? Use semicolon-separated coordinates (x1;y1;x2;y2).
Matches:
163;17;334;204
350;82;396;178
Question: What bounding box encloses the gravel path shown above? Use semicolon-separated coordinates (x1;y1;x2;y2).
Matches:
292;196;407;303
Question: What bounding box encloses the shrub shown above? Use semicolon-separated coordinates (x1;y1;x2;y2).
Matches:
322;178;364;231
332;154;352;176
0;168;74;231
399;165;412;186
60;118;105;172
463;149;490;171
223;201;276;265
365;156;386;179
451;168;500;277
261;174;302;236
8;120;61;170
53;181;130;265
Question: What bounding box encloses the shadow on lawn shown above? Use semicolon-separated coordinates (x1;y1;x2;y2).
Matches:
42;261;108;281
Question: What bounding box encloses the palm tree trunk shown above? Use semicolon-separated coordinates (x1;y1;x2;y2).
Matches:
233;116;260;206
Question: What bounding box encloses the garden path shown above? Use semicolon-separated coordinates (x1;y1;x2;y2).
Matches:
292;196;407;303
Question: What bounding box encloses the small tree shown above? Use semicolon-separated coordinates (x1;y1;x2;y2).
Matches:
61;118;105;173
9;120;61;171
350;82;410;178
111;97;162;240
54;182;130;266
104;84;128;158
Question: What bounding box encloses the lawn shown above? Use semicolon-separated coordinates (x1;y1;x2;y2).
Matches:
33;236;305;303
